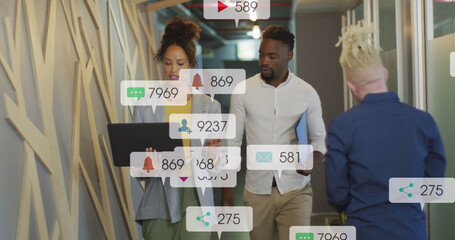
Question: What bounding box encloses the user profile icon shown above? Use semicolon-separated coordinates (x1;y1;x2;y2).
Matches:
178;119;192;134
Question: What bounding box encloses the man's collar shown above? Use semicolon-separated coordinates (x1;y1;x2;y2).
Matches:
260;69;292;87
362;92;399;103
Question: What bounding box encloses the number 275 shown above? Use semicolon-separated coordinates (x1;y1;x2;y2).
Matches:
421;184;443;196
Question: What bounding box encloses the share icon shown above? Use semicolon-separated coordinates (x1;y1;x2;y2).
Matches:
399;183;414;198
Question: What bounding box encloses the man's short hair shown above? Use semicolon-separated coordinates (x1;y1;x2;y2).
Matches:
262;25;295;51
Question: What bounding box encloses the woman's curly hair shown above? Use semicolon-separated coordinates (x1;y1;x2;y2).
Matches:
156;17;202;68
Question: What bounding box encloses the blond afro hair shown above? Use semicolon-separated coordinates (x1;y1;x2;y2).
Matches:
336;20;382;70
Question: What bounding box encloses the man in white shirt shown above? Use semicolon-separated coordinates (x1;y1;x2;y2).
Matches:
222;25;326;240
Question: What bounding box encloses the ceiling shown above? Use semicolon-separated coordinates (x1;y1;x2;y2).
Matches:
153;0;361;44
296;0;359;13
181;0;294;42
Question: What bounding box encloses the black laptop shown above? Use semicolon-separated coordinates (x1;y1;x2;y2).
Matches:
107;123;183;166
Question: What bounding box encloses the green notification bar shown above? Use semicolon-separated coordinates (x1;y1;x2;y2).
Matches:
296;232;314;240
127;87;145;99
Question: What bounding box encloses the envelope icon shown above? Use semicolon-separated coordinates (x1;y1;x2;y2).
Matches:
256;152;272;163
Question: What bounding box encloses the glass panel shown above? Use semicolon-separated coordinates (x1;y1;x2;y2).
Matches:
378;0;398;94
426;33;455;240
433;0;455;38
400;0;414;105
348;3;365;108
355;2;364;23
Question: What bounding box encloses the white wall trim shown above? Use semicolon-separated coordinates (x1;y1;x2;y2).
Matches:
395;0;405;101
411;0;427;110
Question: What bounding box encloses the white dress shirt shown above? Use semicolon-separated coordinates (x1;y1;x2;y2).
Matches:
229;71;326;195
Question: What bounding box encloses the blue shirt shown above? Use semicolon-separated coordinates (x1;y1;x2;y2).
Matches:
325;92;446;240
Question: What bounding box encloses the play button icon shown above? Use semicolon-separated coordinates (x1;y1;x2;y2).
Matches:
218;1;228;12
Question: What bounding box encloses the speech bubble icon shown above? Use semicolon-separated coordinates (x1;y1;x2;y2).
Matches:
121;80;190;113
169;170;237;195
179;69;246;101
130;151;192;179
296;233;314;240
389;177;455;210
127;87;145;100
290;226;357;240
186;206;253;239
247;144;314;178
174;146;242;172
169;113;237;146
203;0;271;27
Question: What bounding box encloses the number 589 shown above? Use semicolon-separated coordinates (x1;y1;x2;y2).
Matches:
235;1;258;12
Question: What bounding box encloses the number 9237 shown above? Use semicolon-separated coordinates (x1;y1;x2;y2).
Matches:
197;120;227;132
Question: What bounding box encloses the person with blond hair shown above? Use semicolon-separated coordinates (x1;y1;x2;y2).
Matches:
325;21;446;239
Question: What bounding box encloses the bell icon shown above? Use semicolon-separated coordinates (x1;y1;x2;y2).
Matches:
142;156;154;173
192;73;203;89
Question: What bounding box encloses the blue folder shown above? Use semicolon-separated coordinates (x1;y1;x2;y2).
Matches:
296;112;308;145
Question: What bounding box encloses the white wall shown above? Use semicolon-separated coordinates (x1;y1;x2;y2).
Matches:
0;0;162;239
295;11;344;213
